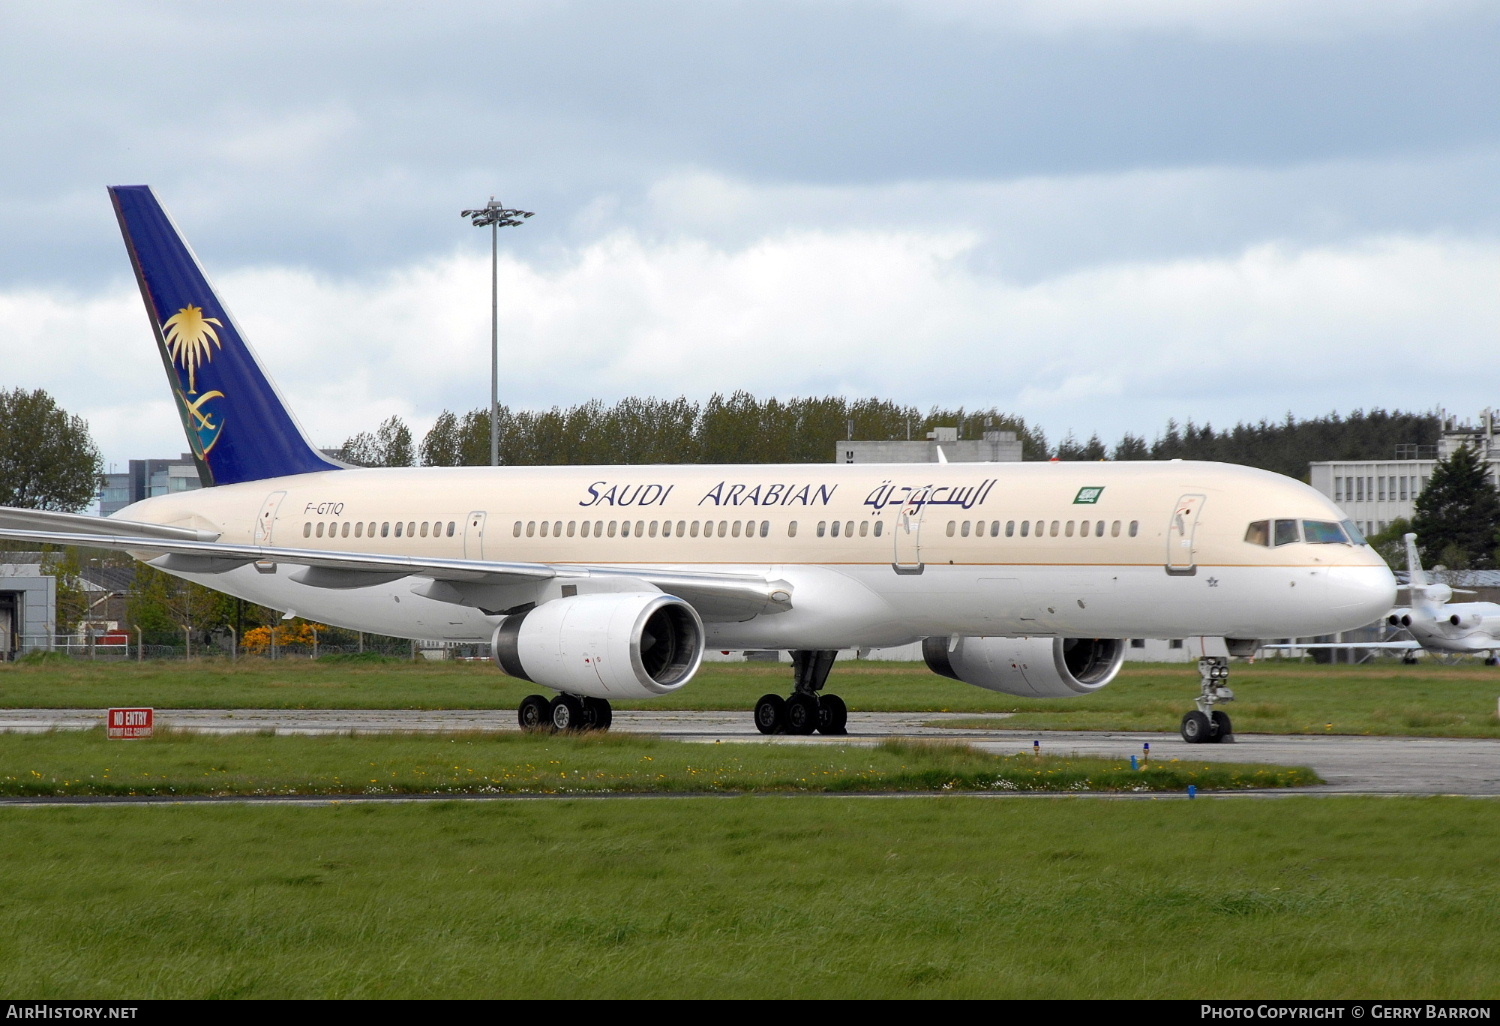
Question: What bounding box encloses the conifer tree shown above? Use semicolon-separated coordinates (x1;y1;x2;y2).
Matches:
1410;444;1500;569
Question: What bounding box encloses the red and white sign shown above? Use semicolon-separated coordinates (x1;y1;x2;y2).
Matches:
107;707;154;739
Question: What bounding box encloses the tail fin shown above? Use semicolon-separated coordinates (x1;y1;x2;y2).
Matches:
1403;533;1426;588
109;185;343;486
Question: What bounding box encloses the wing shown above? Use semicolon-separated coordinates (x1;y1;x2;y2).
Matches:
0;507;793;622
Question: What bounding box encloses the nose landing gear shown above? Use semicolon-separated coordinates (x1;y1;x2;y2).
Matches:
753;650;849;735
1181;656;1234;743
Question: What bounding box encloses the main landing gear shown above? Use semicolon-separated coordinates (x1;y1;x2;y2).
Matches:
1180;656;1235;744
518;693;613;733
754;649;849;736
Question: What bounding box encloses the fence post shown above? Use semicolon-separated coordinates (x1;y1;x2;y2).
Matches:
312;625;318;660
183;625;191;660
135;625;142;662
226;624;237;662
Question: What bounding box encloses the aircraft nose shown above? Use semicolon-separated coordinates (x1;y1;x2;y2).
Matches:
1326;565;1398;621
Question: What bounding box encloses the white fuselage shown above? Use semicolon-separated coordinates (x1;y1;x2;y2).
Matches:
120;459;1397;647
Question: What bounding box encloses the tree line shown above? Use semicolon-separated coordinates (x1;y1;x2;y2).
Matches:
341;396;1439;483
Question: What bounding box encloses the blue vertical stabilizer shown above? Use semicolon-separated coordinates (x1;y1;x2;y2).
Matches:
109;185;343;486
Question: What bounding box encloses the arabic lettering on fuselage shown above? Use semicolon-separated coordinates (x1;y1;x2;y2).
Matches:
863;479;997;512
578;480;839;508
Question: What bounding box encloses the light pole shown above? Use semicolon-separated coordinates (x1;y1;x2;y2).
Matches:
461;198;533;466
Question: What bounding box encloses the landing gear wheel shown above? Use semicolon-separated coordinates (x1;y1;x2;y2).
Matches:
785;693;819;735
754;694;787;735
582;697;613;731
816;694;848;735
1486;657;1499;667
550;694;585;732
518;694;553;732
1210;710;1233;742
1180;710;1213;744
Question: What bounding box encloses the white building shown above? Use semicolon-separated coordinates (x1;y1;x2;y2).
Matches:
1308;410;1500;537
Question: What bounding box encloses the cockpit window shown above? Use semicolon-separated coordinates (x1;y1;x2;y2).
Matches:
1302;520;1348;545
1273;519;1301;546
1341;519;1367;545
1244;520;1270;546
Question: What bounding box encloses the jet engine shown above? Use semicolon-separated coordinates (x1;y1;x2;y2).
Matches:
922;636;1126;699
491;592;705;700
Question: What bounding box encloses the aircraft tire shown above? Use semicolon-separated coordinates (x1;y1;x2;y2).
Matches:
785;693;819;735
754;694;787;735
583;697;613;731
817;694;848;735
518;694;553;732
550;694;585;732
1180;711;1212;744
1210;710;1233;742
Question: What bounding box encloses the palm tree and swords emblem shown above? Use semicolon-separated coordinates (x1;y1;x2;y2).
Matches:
162;304;226;454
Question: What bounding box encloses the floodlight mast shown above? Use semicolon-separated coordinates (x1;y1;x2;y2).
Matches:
461;198;534;466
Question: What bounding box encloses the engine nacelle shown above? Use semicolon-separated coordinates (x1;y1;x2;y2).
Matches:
491;592;705;700
923;636;1126;699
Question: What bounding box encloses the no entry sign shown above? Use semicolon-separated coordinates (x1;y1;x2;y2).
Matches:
107;708;154;739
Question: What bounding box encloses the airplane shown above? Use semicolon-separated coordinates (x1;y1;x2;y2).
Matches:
1262;533;1500;665
0;185;1397;744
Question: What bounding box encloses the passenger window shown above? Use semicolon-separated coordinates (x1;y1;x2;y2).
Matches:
1080;520;1090;537
960;521;970;538
871;521;881;537
554;521;562;537
1111;521;1120;537
1096;521;1104;537
408;522;416;538
1303;520;1348;544
540;521;549;538
1006;521;1015;537
448;522;456;537
636;521;645;537
1274;519;1300;546
1050;521;1059;537
581;521;591;538
342;522;351;538
650;521;660;538
831;521;841;538
1244;520;1270;546
761;521;770;537
607;521;617;537
732;521;742;538
513;521;522;537
1020;521;1029;537
789;521;798;538
368;522;376;537
567;522;576;537
717;521;726;537
394;522;403;538
1065;521;1075;537
621;521;631;538
817;522;827;537
420;522;429;538
859;521;869;537
355;522;364;538
679;520;688;536
316;522;325;538
1128;521;1138;537
690;521;700;538
303;522;311;538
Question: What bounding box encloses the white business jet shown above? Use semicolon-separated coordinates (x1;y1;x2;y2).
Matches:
0;186;1397;742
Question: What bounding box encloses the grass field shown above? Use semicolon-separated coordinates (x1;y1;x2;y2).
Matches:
3;796;1496;998
3;656;1499;737
0;729;1317;797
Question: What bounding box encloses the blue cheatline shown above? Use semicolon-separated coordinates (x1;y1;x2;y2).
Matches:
109;185;344;487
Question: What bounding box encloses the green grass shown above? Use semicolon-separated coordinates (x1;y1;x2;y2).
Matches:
3;657;1500;737
2;797;1497;998
0;729;1316;796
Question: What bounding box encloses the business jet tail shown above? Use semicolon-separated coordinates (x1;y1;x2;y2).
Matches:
108;185;343;487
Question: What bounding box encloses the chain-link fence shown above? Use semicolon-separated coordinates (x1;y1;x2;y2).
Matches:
3;633;488;662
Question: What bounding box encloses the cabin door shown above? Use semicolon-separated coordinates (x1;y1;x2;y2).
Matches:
892;494;926;574
464;511;487;561
1166;494;1206;576
253;491;286;546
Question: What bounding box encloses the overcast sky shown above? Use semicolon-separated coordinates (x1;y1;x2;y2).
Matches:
4;0;1499;470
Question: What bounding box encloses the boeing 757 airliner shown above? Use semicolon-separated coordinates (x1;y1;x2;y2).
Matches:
0;186;1397;742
